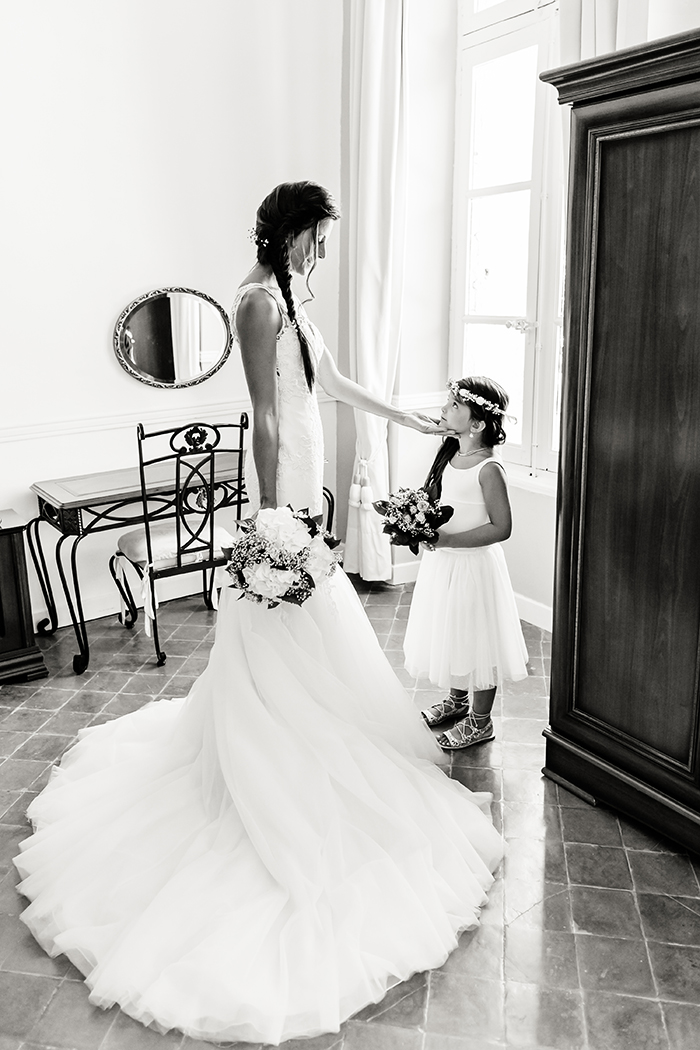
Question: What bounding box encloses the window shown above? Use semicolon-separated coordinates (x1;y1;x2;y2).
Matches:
450;0;563;473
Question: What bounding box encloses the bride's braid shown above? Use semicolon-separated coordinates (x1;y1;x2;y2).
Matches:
254;182;340;392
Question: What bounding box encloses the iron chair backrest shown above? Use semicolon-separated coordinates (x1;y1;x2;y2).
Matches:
136;418;248;580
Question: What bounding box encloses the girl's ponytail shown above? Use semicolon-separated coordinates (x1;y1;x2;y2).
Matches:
424;437;459;502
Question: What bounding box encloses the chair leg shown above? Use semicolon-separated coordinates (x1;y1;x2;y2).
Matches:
109;554;139;628
203;567;217;610
147;575;167;666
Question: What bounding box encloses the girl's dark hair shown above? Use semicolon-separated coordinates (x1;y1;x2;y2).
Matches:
424;376;510;501
254;181;340;391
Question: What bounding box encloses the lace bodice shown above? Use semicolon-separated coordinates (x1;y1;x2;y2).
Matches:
231;283;325;517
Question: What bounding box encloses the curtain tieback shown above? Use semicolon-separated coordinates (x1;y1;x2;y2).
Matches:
349;457;375;511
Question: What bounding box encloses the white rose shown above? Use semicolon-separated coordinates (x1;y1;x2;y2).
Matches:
243;562;299;601
256;507;311;553
304;535;335;583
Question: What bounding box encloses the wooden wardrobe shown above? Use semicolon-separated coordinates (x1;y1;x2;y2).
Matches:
541;30;700;854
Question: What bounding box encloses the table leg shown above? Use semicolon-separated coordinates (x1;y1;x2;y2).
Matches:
25;517;59;635
55;533;91;675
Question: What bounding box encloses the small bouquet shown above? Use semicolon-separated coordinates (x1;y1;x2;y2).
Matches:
225;506;341;608
373;487;454;556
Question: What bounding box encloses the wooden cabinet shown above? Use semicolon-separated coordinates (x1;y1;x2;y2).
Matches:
541;31;700;853
0;510;48;683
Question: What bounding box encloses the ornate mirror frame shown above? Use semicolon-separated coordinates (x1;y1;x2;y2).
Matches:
113;287;233;389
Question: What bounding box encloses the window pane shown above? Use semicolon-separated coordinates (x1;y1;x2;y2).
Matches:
471;46;538;189
473;0;506;12
468;190;530;316
463;323;524;446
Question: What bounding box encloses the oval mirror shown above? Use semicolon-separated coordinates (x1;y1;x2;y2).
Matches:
113;287;232;388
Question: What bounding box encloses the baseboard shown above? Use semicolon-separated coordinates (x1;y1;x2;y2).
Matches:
514;594;553;633
390;559;420;586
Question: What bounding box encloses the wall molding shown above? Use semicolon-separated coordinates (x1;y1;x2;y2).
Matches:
1;393;338;444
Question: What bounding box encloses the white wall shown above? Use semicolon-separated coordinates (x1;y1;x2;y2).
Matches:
0;0;342;627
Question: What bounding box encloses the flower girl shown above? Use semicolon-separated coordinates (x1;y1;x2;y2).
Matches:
404;376;529;748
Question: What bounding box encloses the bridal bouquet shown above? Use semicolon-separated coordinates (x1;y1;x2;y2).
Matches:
373;487;454;556
225;506;341;608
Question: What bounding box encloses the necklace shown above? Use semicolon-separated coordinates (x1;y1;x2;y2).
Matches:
455;447;487;458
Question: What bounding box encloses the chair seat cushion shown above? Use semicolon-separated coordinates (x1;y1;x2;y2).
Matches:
116;522;235;569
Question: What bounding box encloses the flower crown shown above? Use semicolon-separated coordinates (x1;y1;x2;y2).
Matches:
447;379;507;416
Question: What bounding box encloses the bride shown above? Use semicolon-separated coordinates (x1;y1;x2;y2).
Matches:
14;181;505;1046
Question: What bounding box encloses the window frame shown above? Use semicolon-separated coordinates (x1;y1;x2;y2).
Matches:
450;1;563;475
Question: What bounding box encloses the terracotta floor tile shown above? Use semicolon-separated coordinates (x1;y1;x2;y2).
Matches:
436;925;504;982
504;982;585;1049
569;886;644;939
351;970;428;1028
502;803;561;842
583;990;668;1050
576;932;655;995
0;733;30;759
343;1020;423;1048
0;760;49;792
564;843;633;890
628;851;700;897
638;892;700;946
18;687;73;710
502;768;557;805
505;883;572;934
13;734;73;763
661;999;700;1050
27;978;118;1048
0;970;60;1038
560;805;623;846
647;941;700;1004
0;791;36;828
449;766;503;800
426;973;505;1042
0;710;51;734
100;1008;184;1048
39;710;94;736
504;928;579;989
504;835;568;885
61;689;114;714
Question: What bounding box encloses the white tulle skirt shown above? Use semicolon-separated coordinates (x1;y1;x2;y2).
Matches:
14;570;504;1046
404;545;529;691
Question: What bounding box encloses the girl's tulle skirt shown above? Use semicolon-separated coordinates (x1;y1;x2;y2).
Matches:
404;544;529;691
14;570;504;1046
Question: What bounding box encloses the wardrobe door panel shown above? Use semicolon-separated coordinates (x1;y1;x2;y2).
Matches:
578;120;700;769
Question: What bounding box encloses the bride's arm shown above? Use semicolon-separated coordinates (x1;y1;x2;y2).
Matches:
316;346;448;434
236;290;282;510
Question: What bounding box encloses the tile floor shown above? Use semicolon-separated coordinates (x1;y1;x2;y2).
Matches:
0;578;699;1050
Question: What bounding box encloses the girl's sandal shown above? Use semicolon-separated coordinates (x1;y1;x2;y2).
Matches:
421;693;470;727
437;714;494;750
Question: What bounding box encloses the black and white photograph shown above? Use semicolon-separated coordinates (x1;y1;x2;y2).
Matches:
1;2;700;1049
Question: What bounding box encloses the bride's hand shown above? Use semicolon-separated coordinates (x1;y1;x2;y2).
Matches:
401;412;457;436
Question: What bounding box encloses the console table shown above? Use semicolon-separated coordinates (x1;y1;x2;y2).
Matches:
28;453;246;675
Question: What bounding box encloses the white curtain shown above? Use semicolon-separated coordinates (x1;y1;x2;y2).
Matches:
560;0;649;64
343;0;408;581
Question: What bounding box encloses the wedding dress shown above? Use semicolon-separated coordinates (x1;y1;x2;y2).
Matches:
14;285;504;1046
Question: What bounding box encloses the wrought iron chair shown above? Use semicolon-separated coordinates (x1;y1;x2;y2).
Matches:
109;417;248;665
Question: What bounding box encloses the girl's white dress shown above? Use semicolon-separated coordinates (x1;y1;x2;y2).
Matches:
14;287;504;1047
404;458;529;691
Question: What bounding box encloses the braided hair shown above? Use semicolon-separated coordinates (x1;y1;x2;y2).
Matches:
424;376;510;502
253;181;340;391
